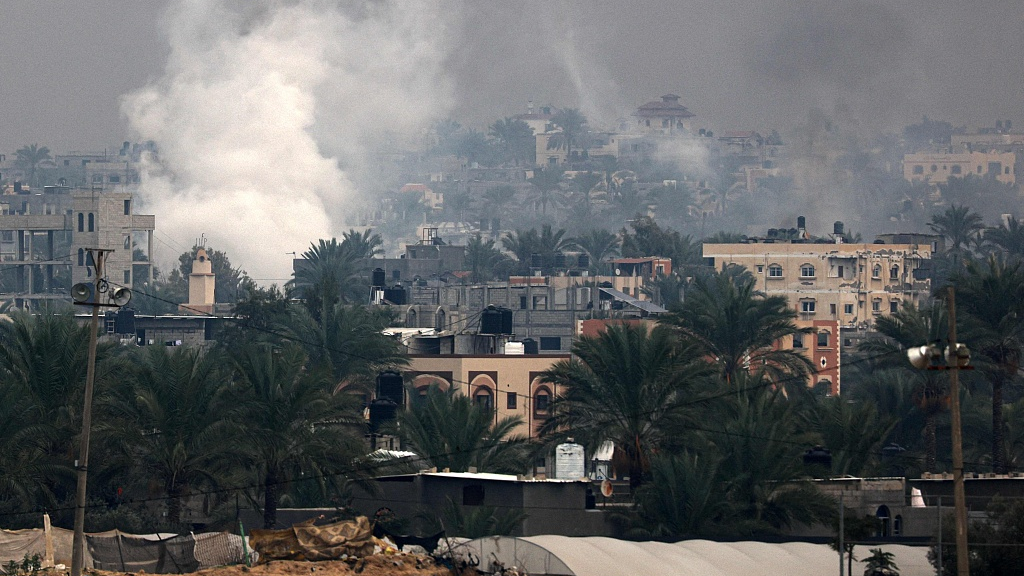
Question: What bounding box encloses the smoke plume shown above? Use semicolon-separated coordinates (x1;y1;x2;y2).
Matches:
122;0;456;282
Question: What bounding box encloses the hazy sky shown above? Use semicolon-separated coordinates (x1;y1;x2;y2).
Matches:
1;0;1021;154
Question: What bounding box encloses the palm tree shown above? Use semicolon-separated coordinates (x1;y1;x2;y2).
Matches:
984;216;1024;258
570;229;620;274
0;381;69;521
803;396;895;477
98;346;231;524
953;255;1024;473
502;228;541;274
341;228;383;260
660;267;813;390
286;303;408;391
538;323;711;491
859;304;949;471
397;385;528;474
227;344;364;528
628;452;733;540
488;117;534;166
862;548;900;576
290;238;362;321
15;144;51;187
465;234;506;282
527;168;565;215
547;108;588;163
481;185;518;216
929;205;985;256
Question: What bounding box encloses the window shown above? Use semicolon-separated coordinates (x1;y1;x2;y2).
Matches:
817;331;830;347
837;265;844;277
123;199;131;215
800;264;815;278
88;213;94;232
520;296;528;309
124;270;130;284
951;165;962;175
506;392;517;410
756;265;764;273
77;213;84;232
77;248;84;266
890;300;899;313
930;164;937;173
540;336;561;351
912;165;924;175
890;265;899;280
801;300;816;313
534;388;551;416
872;264;881;278
474;389;493;412
108;175;120;183
830;303;837;315
844;303;854;314
768;264;783;278
872;299;881;313
793;333;804;348
894;515;903;536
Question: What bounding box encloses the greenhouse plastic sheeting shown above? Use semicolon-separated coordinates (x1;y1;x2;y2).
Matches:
459;536;935;576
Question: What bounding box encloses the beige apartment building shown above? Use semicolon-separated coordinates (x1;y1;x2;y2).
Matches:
903;151;1015;186
703;240;933;329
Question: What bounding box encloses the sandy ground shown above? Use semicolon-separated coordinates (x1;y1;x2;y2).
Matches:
68;557;479;576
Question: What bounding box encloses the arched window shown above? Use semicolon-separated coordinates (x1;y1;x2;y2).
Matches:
876;505;891;537
474;388;494;412
800;264;815;278
434;308;447;331
872;264;881;279
406;307;417;327
534;386;552;418
893;514;903;536
77;248;84;267
768;264;783;278
890;265;899;280
87;213;94;232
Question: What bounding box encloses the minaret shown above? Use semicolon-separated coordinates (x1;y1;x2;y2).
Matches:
180;248;216;315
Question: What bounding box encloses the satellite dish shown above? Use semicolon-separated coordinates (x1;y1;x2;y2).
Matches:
600;479;613;498
110;287;132;307
71;283;92;303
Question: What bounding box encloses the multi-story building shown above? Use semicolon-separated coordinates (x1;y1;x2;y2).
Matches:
703;220;937;394
903;151;1015;186
0;185;154;308
633;94;695;135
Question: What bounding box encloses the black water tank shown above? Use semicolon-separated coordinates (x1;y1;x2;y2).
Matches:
803;446;833;468
797;216;806;230
834;221;845;236
114;309;136;334
377;370;405;406
368;399;398;434
554;252;566;267
522;337;539;355
500;307;514;335
767;228;778;239
530;253;542;268
578;253;591;268
480;305;502;334
384;286;406;305
371;268;386;288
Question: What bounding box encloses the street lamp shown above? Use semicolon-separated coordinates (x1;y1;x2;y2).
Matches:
69;249;131;576
908;287;971;576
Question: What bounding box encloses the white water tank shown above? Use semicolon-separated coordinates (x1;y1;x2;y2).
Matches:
554;441;585;480
504;341;525;355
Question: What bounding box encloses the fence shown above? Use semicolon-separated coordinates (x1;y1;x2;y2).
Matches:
0;516;252;574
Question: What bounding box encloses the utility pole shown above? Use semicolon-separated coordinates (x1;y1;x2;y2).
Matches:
70;249;106;576
70;249;131;576
947;286;969;576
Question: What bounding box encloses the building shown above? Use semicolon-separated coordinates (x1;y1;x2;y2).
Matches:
902;151;1015;186
0;186;154;309
703;220;936;393
633;94;695;135
399;183;443;211
403;350;569;439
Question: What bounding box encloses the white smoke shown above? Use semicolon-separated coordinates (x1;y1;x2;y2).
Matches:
122;0;456;282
